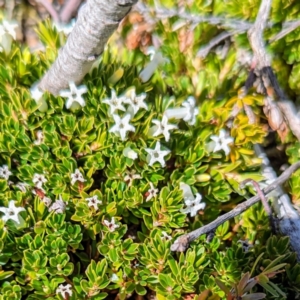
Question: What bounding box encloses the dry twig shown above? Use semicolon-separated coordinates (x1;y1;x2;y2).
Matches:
171;161;300;253
247;0;300;140
270;20;300;43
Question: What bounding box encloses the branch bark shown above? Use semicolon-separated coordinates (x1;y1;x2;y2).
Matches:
247;0;300;141
171;161;300;255
254;145;300;261
38;0;137;95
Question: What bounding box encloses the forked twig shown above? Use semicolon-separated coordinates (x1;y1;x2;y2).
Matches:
171;161;300;252
240;179;276;233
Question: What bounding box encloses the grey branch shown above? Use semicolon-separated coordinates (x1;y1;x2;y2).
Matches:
247;0;300;141
39;0;137;95
36;0;60;23
135;2;252;32
254;144;300;260
247;0;272;68
60;0;83;23
270;20;300;43
171;161;300;253
196;31;232;58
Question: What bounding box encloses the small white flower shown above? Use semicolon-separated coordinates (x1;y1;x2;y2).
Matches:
30;84;44;103
33;173;47;189
54;19;76;35
123;147;138;160
56;283;72;298
0;20;18;40
139;47;169;82
86;195;102;211
49;196;66;214
34;130;44;145
103;217;119;232
15;182;29;193
161;231;172;241
210;129;234;155
110;273;119;282
0;165;12;180
182;96;199;125
102;89;126;115
146;182;158;202
164;96;199;125
150;115;177;142
124;170;142;187
145;141;170;167
71;169;86;185
59;81;88;109
0;200;25;224
180;182;206;217
123;88;148;116
109;114;135;141
42;196;52;207
29;83;48;112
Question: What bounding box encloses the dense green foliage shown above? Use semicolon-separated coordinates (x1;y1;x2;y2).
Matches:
0;0;300;299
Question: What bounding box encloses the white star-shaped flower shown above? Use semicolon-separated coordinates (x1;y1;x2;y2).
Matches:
161;231;172;241
0;165;12;180
102;89;126;115
103;217;120;232
150;115;177;142
146;182;159;202
0;200;25;224
123;88;148;115
33;173;47;189
59;81;88;109
0;20;18;40
110;273;119;282
86;195;102;211
124;170;142;187
139;47;169;82
179;182;206;217
164;96;199;125
56;284;72;298
42;196;52;207
180;194;206;217
30;84;44;103
210;129;234;155
71;169;86;185
145;141;170;167
181;96;199;125
123;146;138;160
49;195;66;214
109;114;135;141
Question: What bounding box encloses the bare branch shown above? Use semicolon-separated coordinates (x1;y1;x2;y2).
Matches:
241;178;276;233
135;2;252;32
36;0;60;23
171;161;300;254
39;0;137;95
270;20;300;43
277;100;300;140
254;144;300;261
246;0;300;141
247;0;272;68
59;0;82;24
196;31;232;58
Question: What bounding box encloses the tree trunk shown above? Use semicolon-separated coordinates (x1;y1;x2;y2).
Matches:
39;0;137;95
